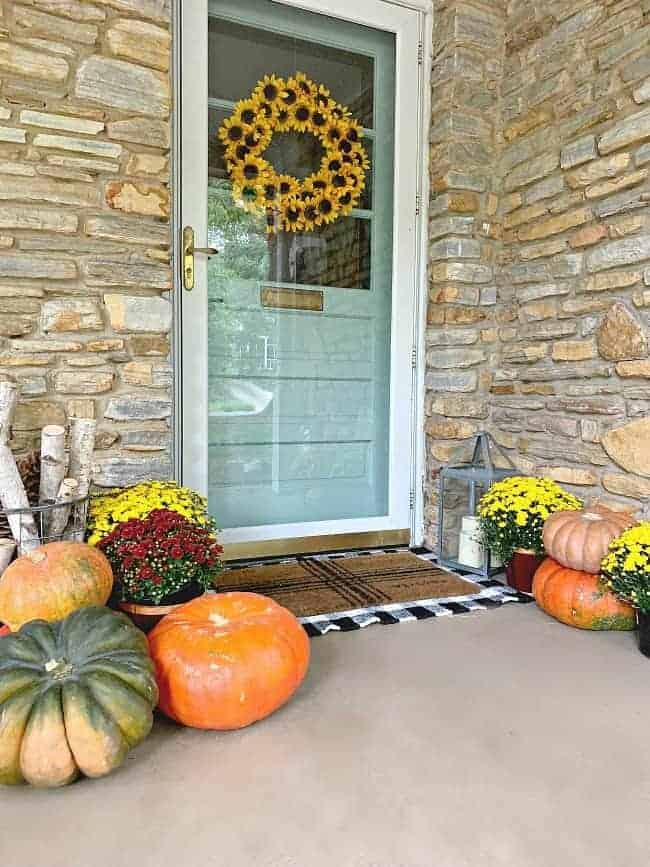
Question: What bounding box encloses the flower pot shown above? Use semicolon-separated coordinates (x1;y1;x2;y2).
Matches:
119;582;205;633
637;610;650;658
505;548;545;594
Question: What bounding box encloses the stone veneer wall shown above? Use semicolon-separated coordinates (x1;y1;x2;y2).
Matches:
424;0;506;547
2;0;649;535
424;0;650;549
0;0;173;488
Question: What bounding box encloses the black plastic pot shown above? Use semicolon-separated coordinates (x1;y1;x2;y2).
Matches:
638;610;650;658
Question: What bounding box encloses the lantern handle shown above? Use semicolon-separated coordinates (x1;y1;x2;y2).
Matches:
474;431;517;471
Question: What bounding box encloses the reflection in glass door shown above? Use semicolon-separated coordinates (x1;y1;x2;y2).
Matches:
205;0;396;531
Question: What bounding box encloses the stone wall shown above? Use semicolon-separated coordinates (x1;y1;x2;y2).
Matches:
425;0;506;547
2;0;649;539
496;0;650;510
424;0;650;548
0;0;172;488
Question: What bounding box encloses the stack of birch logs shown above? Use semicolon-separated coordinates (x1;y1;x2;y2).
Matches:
0;380;96;572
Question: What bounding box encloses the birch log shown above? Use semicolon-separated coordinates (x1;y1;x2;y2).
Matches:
67;417;96;541
0;539;15;574
68;417;96;498
0;381;40;553
47;478;79;541
39;424;67;538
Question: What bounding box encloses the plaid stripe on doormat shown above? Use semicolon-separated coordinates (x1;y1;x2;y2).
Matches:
221;547;533;637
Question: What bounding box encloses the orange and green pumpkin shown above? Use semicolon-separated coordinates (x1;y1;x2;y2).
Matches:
532;558;636;631
148;592;310;730
0;542;113;632
0;606;158;787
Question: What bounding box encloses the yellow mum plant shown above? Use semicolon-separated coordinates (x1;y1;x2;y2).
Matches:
478;476;582;563
87;481;214;546
601;523;650;613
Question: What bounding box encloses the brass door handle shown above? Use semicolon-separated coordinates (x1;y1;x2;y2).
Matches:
182;226;218;290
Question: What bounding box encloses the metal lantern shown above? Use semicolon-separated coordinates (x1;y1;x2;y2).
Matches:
437;432;517;579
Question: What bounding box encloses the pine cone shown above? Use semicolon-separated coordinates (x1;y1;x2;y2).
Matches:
0;449;41;540
18;449;41;507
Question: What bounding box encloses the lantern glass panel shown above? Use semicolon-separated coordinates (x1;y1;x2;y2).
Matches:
439;476;488;569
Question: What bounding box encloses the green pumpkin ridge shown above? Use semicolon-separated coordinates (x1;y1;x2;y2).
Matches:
84;671;155;747
590;613;636;631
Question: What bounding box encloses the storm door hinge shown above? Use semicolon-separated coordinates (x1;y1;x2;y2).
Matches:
415;193;421;216
417;41;424;65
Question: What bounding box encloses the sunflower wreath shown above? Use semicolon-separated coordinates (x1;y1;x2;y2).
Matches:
218;72;370;233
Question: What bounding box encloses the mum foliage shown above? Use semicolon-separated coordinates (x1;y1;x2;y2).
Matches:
87;480;212;545
601;523;650;613
477;476;582;562
97;509;223;605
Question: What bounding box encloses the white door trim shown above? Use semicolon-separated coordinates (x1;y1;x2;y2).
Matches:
175;0;431;547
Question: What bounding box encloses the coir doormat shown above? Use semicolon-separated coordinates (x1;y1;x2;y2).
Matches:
219;549;532;636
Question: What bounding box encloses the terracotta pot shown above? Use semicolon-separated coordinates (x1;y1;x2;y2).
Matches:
505;548;545;594
638;610;650;659
0;623;10;637
119;583;205;633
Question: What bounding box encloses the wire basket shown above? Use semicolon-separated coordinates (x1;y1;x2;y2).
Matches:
0;495;90;559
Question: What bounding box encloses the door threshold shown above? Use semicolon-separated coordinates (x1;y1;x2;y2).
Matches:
222;529;411;562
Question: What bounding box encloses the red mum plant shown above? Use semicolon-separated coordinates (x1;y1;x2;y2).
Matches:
98;509;223;605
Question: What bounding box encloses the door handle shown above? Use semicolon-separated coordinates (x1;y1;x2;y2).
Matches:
182;225;218;290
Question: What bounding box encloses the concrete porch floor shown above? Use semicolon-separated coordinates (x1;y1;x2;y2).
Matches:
2;603;649;867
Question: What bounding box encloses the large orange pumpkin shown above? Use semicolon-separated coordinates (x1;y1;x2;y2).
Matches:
148;592;310;730
542;506;635;574
533;558;635;630
0;542;113;632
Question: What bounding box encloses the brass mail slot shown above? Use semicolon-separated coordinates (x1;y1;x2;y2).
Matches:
261;287;323;312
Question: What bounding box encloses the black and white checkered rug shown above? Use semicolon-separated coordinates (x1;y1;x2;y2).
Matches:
228;546;533;638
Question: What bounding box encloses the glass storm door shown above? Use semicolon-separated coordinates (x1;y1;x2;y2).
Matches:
180;0;422;555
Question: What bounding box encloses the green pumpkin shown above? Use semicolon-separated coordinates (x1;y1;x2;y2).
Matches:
0;606;158;788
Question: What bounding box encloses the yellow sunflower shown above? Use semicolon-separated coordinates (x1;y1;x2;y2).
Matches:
335;187;356;217
276;173;300;200
301;171;330;200
311;190;337;226
254;73;285;105
292;72;317;98
302;199;320;232
234;98;262;128
281;196;306;232
315;83;332;109
264;206;282;234
230;153;268;187
232;181;264;213
291;100;313;132
219;115;247;146
274;105;293;133
280;80;299;108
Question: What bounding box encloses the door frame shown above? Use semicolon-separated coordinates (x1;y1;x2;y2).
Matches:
171;0;433;549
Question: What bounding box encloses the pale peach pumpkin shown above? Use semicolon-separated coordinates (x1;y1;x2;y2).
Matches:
542;506;635;574
0;542;113;632
148;592;310;730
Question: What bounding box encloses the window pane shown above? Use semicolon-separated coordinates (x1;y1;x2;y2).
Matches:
208;16;375;128
205;0;394;530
